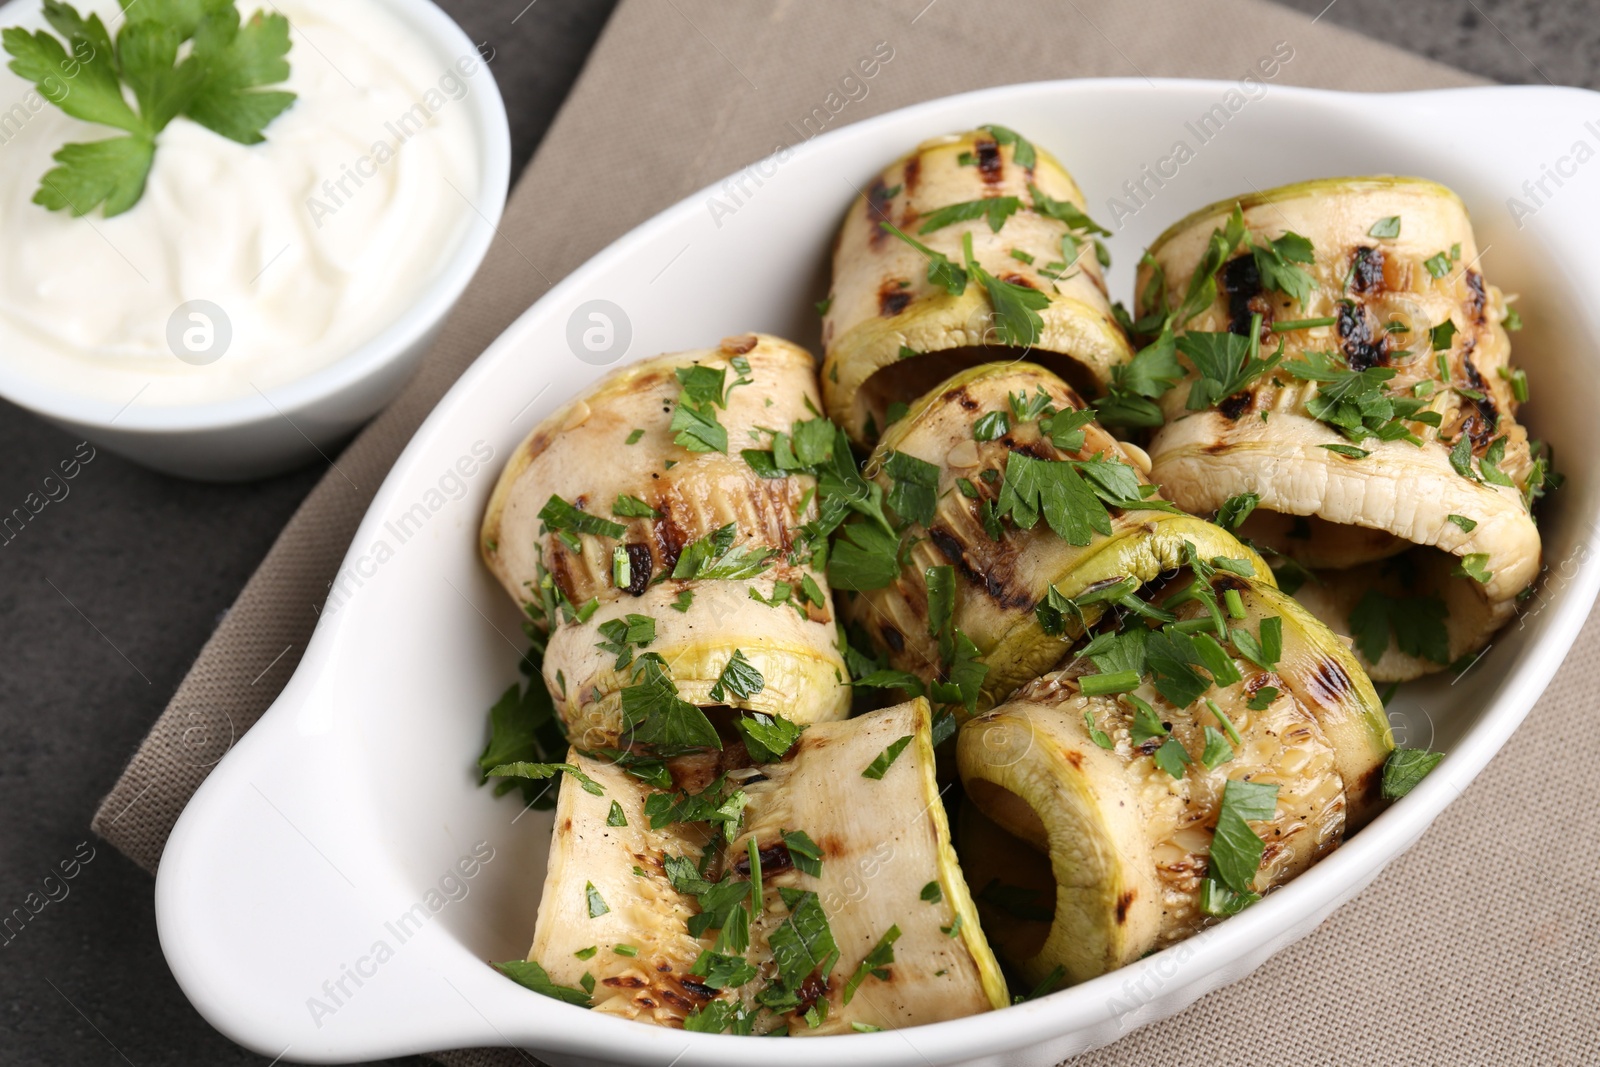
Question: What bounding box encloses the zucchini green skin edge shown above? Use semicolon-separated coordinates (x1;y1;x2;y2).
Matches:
862;361;1274;713
1209;576;1395;828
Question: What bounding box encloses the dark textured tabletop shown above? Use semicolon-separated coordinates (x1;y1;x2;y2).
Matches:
0;1;1592;1064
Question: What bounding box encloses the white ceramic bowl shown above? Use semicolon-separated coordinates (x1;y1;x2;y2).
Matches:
154;79;1600;1064
0;0;509;482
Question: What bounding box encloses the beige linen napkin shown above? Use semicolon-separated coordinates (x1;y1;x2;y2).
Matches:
93;1;1598;1064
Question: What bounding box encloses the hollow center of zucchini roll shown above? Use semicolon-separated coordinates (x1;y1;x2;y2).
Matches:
964;778;1049;853
860;346;1101;438
1237;509;1409;570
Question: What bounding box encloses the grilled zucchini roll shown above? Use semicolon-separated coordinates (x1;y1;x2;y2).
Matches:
526;751;722;1024
522;700;1006;1033
956;600;1352;987
481;334;850;750
820;127;1133;446
1133;178;1544;680
730;698;1007;1032
836;360;1270;714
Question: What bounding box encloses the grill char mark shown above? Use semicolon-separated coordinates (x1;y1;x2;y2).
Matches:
1221;254;1265;336
1350;246;1385;294
1338;302;1388;371
976;138;1003;183
866;177;895;248
625;543;652;596
879;280;912;317
926;525;1034;610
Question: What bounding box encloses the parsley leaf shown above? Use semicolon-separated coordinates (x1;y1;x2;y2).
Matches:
995;453;1112;545
1453;552;1493;585
494;959;591;1007
1447;513;1478;533
620;653;721;753
1251;231;1316;305
539;494;628;542
611;494;660;519
1381;748;1445;799
1180;330;1282;411
485;760;604;798
918;196;1021;234
884;450;941;526
973;410;1010;441
963;231;1049;346
1349;590;1450;665
862;734;914;779
3;0;296;217
594;613;655;670
979;123;1035;167
732;712;802;762
782;829;824;876
767;890;839;991
708;649;765;703
827;519;902;592
671;523;774;580
1084;710;1115;750
1153;735;1191;778
1368;216;1401;239
843;925;901;1005
585;881;609;917
880;221;968;295
1028;182;1111;236
1216;492;1259;532
1208;778;1279;895
184;5;297;145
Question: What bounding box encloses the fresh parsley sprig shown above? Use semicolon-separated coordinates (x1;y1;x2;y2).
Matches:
3;0;297;217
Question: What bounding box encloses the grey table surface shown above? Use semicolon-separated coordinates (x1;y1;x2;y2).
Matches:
0;1;1591;1064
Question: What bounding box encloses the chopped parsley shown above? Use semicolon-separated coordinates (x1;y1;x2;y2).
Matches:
619;653;722;753
979;123;1036;167
493;959;591;1007
920;880;943;903
1179;325;1282;411
1207;778;1279;896
1200;725;1234;770
708;649;765;703
1381;748;1445;798
538;494;628;547
585;881;609;918
1368;216;1402;238
1423;250;1452;279
917;195;1021;234
1447;513;1477;533
672;523;774;580
1085;710;1115;750
606;801;627;827
1028;182;1111;236
842;925;901;1004
611;494;660;519
771;829;821;878
883;449;942;526
1349;590;1450;665
862;734;914;779
973;410;1010;441
1250;230;1317;306
732;712;802;762
484;760;604;798
1153;735;1191;778
1453;552;1493;584
879;221;968;295
594;613;655;670
963;231;1050;346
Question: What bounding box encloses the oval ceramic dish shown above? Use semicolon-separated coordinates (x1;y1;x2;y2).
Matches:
155;79;1600;1064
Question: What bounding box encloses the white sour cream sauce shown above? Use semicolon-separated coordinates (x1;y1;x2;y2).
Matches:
0;0;483;409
